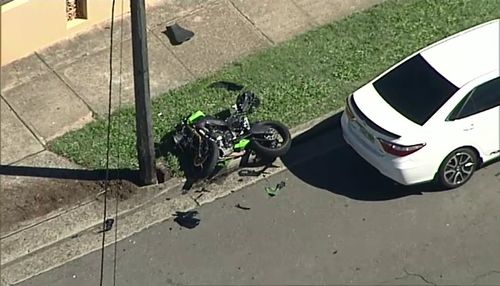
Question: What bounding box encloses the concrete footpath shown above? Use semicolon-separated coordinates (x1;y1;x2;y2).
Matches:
0;0;382;166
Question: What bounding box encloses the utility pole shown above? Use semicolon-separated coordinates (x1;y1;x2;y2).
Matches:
130;0;157;185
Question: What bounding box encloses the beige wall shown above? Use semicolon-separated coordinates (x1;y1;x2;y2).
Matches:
1;0;135;66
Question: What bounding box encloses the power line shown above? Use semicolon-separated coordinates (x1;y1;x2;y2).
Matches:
112;0;125;285
99;0;117;285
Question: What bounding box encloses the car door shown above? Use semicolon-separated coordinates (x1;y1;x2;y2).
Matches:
447;77;500;160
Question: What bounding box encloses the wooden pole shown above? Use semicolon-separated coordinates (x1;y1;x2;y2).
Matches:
130;0;157;185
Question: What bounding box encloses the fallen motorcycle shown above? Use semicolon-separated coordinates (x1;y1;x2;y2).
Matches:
173;91;291;179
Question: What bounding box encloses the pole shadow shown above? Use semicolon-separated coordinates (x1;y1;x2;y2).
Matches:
280;111;446;201
0;165;141;185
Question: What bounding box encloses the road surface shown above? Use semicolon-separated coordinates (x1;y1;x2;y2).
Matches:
19;125;500;286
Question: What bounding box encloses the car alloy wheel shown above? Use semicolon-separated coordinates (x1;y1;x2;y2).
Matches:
438;147;478;189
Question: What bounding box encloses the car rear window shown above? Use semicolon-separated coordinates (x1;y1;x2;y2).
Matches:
373;54;459;125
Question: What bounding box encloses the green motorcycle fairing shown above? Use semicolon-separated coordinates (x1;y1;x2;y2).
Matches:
187;110;205;124
187;110;251;151
234;139;250;151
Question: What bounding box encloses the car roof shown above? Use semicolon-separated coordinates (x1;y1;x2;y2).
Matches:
419;19;499;88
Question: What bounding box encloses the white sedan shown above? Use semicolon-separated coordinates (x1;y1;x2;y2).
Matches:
341;19;500;189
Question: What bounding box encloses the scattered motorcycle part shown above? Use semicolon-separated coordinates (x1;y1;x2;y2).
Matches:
238;166;271;177
265;181;286;197
173;211;200;229
164;23;194;45
98;218;115;233
235;203;251;210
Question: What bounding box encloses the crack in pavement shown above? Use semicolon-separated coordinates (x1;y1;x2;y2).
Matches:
193;194;202;206
472;270;500;283
395;269;436;285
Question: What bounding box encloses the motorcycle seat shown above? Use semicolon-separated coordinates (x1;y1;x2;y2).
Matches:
194;116;228;129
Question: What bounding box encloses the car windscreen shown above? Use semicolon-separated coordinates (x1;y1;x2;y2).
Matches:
372;54;459;125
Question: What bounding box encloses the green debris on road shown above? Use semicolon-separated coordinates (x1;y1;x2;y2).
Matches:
266;181;286;197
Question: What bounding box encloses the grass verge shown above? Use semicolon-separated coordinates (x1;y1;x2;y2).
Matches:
49;0;500;176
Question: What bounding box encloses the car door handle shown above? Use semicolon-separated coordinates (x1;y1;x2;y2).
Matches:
463;123;474;131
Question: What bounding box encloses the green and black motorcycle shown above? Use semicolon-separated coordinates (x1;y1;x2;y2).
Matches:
173;91;291;179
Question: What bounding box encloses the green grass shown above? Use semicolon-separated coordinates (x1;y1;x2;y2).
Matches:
49;0;500;175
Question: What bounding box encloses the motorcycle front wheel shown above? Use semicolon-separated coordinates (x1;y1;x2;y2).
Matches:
192;139;219;179
250;120;291;158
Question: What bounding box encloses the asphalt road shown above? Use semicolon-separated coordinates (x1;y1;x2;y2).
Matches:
18;125;500;286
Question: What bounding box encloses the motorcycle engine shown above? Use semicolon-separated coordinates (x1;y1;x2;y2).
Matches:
212;130;235;157
227;114;249;136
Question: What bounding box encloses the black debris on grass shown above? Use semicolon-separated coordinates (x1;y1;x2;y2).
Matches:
208;81;244;91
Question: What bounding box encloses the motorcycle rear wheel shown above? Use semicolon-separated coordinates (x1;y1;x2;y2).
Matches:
250;120;291;158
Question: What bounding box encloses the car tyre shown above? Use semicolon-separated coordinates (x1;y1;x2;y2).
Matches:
437;147;478;189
